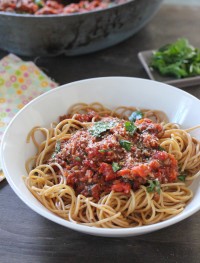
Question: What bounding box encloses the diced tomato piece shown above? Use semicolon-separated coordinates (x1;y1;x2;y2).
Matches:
60;110;98;123
169;170;178;181
153;151;169;161
131;164;150;177
135;118;152;125
142;133;159;148
168;154;178;181
67;173;76;186
111;182;131;194
90;184;101;200
117;169;131;177
135;118;163;135
99;163;116;181
169;154;178;166
149;160;160;170
74;110;98;122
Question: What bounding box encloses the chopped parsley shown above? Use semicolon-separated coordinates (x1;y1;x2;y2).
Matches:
89;121;117;137
129;111;144;122
75;157;81;162
178;172;187;182
125;121;137;135
112;162;121;172
158;146;166;151
147;179;161;194
98;149;112;153
119;140;132;151
35;0;44;8
51;140;61;158
150;38;200;79
55;141;61;152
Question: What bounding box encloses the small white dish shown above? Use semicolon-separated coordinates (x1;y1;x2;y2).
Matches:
138;50;200;88
1;77;200;237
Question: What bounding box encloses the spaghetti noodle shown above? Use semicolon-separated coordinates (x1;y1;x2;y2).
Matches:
25;103;200;228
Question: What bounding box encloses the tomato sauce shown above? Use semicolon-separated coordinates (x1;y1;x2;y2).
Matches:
0;0;120;14
48;114;178;199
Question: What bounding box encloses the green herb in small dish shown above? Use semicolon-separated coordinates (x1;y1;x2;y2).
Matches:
150;38;200;79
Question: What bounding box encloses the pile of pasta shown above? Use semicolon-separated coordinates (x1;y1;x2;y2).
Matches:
25;103;200;228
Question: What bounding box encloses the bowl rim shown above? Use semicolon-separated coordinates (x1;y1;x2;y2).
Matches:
1;76;200;236
0;0;141;18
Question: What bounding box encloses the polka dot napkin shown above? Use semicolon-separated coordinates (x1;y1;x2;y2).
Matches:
0;54;58;181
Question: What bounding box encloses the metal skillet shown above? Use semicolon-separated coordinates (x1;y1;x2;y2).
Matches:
0;0;163;56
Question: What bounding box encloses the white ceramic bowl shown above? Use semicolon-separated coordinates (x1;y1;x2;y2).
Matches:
1;77;200;237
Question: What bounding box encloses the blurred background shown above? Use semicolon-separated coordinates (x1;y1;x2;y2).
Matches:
165;0;200;4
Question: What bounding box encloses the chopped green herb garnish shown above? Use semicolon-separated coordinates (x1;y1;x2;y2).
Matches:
178;175;186;182
125;121;137;135
119;140;132;151
129;111;144;122
178;172;187;182
99;149;107;153
89;121;117;137
112;162;121;172
51;140;61;158
75;157;81;162
98;149;112;153
158;146;166;151
55;141;61;153
150;38;200;79
147;180;161;194
35;0;44;8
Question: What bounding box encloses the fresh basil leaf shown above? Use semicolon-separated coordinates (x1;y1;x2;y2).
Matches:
147;180;155;192
89;121;117;137
99;149;107;153
158;146;166;151
147;180;161;194
150;38;200;79
98;149;112;153
75;157;81;161
55;141;61;153
119;140;132;151
178;175;186;182
35;0;44;8
51;141;61;158
129;111;144;122
125;121;137;134
178;172;187;182
112;162;121;172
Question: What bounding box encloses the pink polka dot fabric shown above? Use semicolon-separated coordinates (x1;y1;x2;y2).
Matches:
0;54;58;181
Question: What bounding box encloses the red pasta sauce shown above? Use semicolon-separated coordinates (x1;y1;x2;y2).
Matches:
0;0;117;14
48;112;178;199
